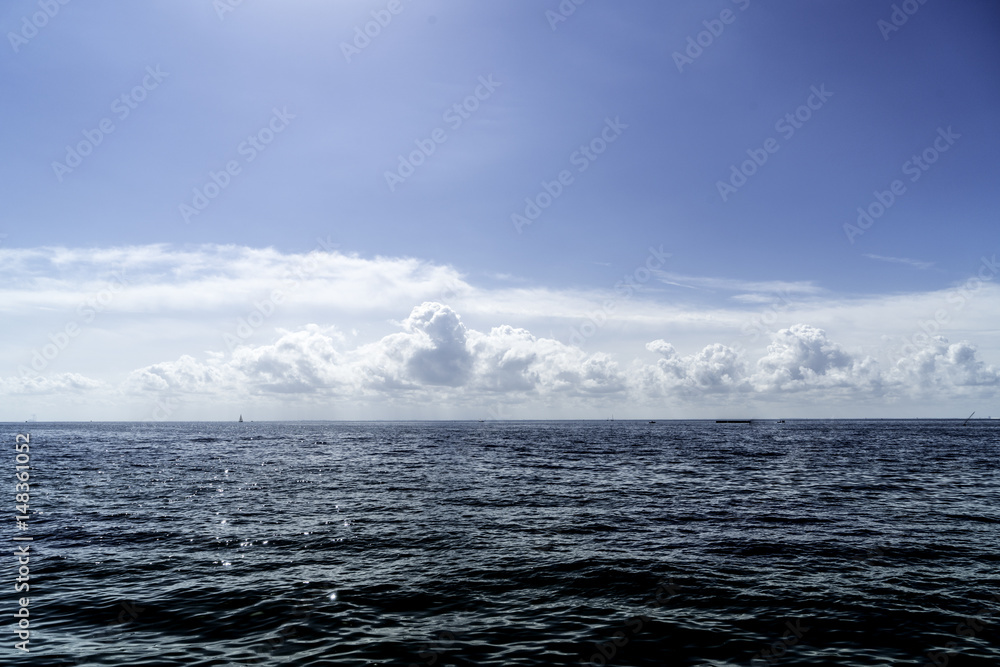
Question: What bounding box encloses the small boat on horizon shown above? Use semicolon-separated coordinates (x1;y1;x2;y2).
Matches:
238;414;243;423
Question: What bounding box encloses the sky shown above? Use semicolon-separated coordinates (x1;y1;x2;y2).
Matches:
1;0;998;420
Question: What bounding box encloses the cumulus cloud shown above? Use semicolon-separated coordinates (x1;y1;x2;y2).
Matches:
642;340;748;395
467;325;543;392
750;324;881;393
397;303;474;387
349;303;474;391
346;303;628;398
9;313;1000;418
2;243;998;418
123;354;235;394
888;337;1000;392
637;323;999;404
469;325;624;396
232;325;349;394
115;303;626;406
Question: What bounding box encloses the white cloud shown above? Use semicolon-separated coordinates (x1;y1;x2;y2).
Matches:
394;302;475;387
0;243;470;316
114;303;627;407
123;354;236;394
101;316;997;417
863;253;935;270
231;325;350;394
641;340;749;395
651;270;822;297
888;337;1000;393
752;324;881;392
0;372;105;395
2;244;998;419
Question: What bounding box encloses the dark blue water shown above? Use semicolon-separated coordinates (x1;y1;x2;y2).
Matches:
4;420;1000;666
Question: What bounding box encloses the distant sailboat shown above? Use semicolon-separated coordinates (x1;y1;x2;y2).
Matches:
238;414;243;423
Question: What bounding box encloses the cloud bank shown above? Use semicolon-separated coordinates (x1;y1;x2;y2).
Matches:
2;245;998;420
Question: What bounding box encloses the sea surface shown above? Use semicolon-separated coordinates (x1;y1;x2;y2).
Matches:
3;420;1000;666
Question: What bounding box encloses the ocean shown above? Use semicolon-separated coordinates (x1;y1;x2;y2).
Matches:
4;420;999;666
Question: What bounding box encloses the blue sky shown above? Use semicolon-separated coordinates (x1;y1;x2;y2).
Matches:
2;0;999;420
